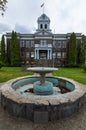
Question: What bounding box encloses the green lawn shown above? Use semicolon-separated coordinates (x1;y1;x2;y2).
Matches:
0;67;33;83
53;68;86;84
0;67;86;84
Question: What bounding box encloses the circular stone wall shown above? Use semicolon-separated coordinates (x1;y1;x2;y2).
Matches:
1;76;86;123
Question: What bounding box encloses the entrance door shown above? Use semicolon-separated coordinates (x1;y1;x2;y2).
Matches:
39;50;47;59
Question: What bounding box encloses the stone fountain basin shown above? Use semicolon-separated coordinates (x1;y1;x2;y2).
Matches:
27;67;57;73
1;76;86;122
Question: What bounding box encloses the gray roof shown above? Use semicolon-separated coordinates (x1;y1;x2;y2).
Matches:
37;14;50;23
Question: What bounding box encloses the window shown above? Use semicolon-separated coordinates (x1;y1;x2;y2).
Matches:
20;41;25;47
26;41;30;48
54;41;62;48
31;52;34;58
57;60;61;66
45;24;47;29
40;40;47;46
26;52;29;58
31;41;34;47
40;24;43;29
62;52;66;58
62;41;66;48
57;52;61;58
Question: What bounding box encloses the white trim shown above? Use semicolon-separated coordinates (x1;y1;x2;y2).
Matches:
67;37;82;40
20;38;34;40
34;37;52;39
53;38;66;40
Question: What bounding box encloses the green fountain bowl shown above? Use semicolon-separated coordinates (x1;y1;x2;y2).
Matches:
33;81;53;95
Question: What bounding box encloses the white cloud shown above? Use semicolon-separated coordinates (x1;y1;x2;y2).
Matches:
0;0;86;35
14;23;31;33
0;23;11;33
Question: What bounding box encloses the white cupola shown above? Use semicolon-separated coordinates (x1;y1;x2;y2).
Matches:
36;14;51;32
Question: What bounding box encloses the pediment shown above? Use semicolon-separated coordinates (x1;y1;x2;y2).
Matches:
34;30;52;36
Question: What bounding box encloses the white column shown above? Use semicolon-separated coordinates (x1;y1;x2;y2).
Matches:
37;50;39;59
50;49;52;59
47;50;49;59
35;49;36;59
49;50;50;59
36;50;38;59
38;50;39;59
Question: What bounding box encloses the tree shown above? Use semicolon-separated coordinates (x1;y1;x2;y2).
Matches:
67;32;77;66
0;35;7;65
10;31;20;66
80;35;86;64
0;0;7;15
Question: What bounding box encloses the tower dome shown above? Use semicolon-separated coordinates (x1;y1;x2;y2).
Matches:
37;14;50;23
36;14;51;32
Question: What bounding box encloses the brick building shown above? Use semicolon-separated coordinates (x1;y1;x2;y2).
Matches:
5;14;82;67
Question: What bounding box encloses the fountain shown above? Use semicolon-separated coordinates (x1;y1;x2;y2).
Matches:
27;67;57;95
0;67;86;123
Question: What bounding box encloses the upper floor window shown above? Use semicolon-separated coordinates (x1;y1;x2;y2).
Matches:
31;41;34;47
45;24;47;29
20;41;25;47
40;40;46;46
26;41;30;48
57;43;62;48
40;24;43;29
62;41;66;48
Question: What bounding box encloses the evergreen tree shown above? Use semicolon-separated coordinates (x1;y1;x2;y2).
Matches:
10;31;20;66
0;35;7;65
67;32;77;66
80;35;86;64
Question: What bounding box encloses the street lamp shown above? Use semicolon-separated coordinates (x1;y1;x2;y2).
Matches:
53;52;55;68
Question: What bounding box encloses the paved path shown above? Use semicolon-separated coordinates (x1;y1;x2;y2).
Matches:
0;81;86;130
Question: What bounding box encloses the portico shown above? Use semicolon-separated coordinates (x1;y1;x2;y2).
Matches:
35;48;52;60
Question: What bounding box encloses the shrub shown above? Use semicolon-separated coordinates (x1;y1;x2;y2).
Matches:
82;64;86;72
65;63;80;68
0;61;3;69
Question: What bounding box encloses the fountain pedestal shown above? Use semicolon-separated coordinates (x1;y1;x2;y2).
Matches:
33;81;53;95
40;72;45;85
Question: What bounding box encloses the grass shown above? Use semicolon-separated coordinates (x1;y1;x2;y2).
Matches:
53;68;86;84
0;67;86;84
0;67;33;83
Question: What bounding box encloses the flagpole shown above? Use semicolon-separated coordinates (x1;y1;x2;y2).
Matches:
43;0;44;14
43;4;44;14
41;1;45;14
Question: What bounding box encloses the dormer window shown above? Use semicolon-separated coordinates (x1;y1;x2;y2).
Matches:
40;24;43;29
45;24;47;29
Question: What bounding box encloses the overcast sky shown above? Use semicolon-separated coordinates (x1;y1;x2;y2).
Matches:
0;0;86;37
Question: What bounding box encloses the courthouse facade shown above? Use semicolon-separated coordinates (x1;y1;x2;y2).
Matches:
5;14;82;67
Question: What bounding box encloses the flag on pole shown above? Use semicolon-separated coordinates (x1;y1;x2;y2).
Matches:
41;3;44;7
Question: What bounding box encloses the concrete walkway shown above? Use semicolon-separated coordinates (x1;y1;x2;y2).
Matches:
0;82;86;130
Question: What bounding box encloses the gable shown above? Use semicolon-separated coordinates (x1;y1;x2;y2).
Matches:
34;30;52;36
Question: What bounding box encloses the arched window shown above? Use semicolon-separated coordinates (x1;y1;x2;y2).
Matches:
40;24;43;29
45;24;47;29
